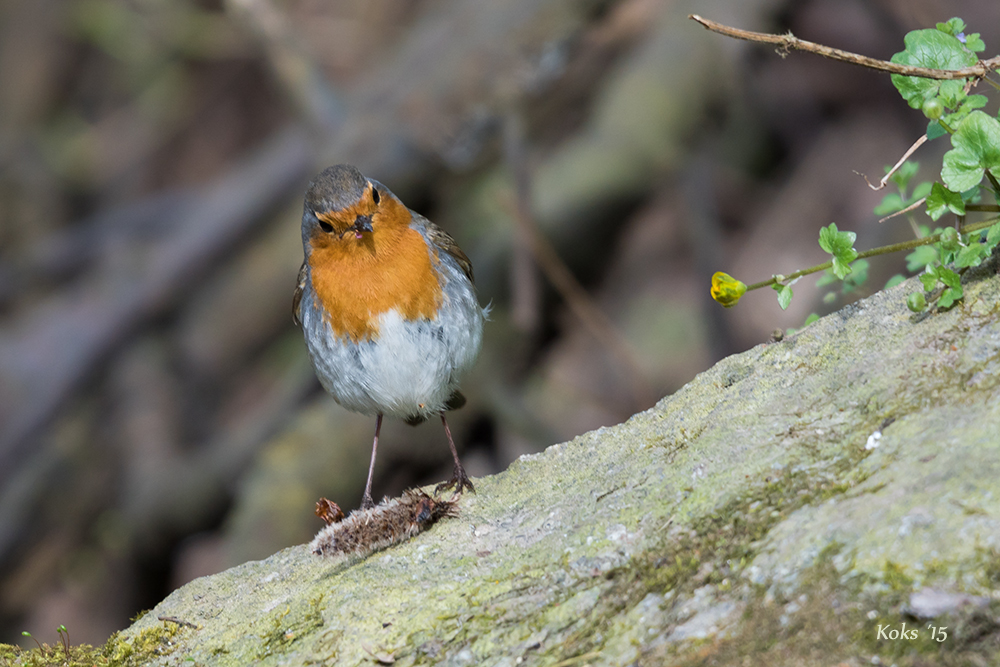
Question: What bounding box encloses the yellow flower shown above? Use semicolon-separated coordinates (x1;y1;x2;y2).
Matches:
711;272;747;308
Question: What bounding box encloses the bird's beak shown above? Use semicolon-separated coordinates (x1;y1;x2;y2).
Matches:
353;215;374;234
342;214;373;239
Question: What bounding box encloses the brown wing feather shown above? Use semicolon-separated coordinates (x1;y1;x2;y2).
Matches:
292;261;307;327
424;221;474;284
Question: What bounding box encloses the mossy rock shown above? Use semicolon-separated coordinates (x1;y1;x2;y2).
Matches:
106;258;1000;666
0;621;184;667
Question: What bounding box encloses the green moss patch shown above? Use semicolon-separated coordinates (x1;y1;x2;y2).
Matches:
1;620;185;667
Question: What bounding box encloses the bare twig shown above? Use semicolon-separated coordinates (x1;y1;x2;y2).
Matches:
878;197;926;223
689;14;1000;80
858;134;929;192
158;616;199;629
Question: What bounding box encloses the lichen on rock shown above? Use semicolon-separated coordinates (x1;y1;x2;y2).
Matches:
119;258;1000;666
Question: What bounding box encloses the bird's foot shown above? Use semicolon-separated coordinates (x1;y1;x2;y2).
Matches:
359;492;376;512
435;465;476;497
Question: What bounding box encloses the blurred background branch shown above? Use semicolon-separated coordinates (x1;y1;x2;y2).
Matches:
224;0;344;133
503;109;655;410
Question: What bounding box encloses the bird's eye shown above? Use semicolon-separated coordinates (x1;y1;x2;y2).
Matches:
371;188;381;205
318;219;334;233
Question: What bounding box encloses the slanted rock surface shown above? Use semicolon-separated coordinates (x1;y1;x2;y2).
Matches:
122;260;1000;666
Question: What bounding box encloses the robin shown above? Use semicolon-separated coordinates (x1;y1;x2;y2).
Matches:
293;164;486;510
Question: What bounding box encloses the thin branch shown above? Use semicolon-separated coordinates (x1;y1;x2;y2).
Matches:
745;216;1000;292
878;197;926;223
690;15;1000;80
859;134;928;192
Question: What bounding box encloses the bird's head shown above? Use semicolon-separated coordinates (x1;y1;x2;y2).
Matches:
301;164;408;252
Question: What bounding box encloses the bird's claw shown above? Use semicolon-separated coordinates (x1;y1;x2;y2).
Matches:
435;467;475;497
359;493;376;512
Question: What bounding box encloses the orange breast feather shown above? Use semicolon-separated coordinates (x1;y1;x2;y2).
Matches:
308;206;442;342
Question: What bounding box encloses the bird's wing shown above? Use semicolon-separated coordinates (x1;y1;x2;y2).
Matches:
292;261;307;327
425;221;475;284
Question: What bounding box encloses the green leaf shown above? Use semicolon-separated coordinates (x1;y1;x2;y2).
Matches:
941;111;1000;192
919;267;940;291
986;222;1000;244
955;241;989;268
818;223;857;256
935;18;966;36
802;313;820;327
831;256;854;280
815;268;838;287
918;264;962;308
890;160;920;188
942;107;973;129
962;94;988;110
938;285;963;309
884;274;906;289
912;180;933;199
937;80;965;108
937;266;962;289
960;186;981;201
842;259;869;293
874;192;905;215
773;283;793;310
891;29;977;108
939;226;960;250
906;245;938;272
819;223;860;281
927;120;948;140
964;33;985;53
925;182;966;220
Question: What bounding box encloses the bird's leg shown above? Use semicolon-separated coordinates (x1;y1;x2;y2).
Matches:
361;414;383;510
435;413;476;496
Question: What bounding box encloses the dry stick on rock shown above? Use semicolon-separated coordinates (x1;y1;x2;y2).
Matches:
689;14;1000;80
501;112;656;411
